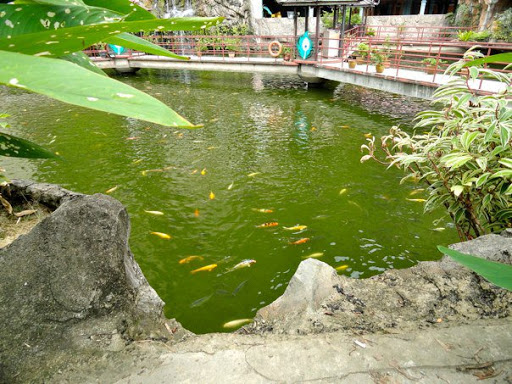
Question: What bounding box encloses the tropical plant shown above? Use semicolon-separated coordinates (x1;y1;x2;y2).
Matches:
421;57;447;66
438;246;512;291
361;50;512;241
365;28;376;37
371;51;387;65
356;42;370;59
493;8;512;42
457;30;491;42
225;37;241;52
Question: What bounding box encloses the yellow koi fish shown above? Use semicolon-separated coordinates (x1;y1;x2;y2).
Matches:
190;169;198;175
223;318;253;329
339;188;348;195
364;133;373;138
433;227;446;232
409;188;425;196
336;265;349;271
105;186;118;194
248;172;261;177
201;168;207;175
150;232;171;240
290;237;310;245
253;208;274;213
179;256;204;264
406;198;427;202
310;127;317;131
228;182;234;190
132;159;143;164
340;125;350;129
209;191;215;200
303;252;324;259
190;264;217;274
144;210;164;216
257;222;279;228
283;225;307;231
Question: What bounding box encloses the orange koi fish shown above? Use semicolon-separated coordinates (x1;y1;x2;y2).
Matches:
179;256;204;264
252;208;274;213
290;237;310;245
257;222;279;228
194;208;200;217
190;264;217;274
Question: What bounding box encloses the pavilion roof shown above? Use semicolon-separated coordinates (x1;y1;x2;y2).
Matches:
276;0;377;7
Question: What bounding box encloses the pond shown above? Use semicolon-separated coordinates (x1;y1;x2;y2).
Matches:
1;70;458;333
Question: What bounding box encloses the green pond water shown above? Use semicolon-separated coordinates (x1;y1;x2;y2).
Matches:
1;70;458;333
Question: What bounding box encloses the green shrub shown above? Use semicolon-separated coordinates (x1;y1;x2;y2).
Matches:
493;8;512;42
361;50;512;241
458;30;491;42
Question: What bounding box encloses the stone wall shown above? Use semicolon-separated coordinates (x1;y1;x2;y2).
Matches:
367;14;448;27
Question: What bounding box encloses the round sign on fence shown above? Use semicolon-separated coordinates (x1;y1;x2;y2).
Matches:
297;31;313;60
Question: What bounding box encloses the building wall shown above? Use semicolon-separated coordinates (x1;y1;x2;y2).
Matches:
367;14;449;27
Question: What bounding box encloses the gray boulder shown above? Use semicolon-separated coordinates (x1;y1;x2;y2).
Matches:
0;184;167;383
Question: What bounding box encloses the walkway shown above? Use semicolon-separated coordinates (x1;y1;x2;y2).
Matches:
52;318;512;383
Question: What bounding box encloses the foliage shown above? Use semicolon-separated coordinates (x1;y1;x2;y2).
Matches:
438;246;512;291
421;57;447;66
493;8;512;42
321;9;361;29
365;28;376;37
356;42;370;58
371;51;387;65
361;50;512;241
457;30;491;42
225;37;241;52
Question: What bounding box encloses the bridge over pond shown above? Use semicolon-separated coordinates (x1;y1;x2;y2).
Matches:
87;25;511;100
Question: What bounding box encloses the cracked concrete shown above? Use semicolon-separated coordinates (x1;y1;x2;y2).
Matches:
50;319;511;383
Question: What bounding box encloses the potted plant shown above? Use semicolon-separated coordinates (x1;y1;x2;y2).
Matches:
348;58;357;69
281;45;292;61
225;37;240;58
372;52;387;73
422;57;446;74
355;42;369;65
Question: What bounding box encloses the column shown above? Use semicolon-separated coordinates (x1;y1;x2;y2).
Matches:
419;0;427;15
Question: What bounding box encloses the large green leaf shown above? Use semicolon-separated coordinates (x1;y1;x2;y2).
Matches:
0;50;198;127
60;51;107;76
105;32;188;60
0;4;123;38
0;12;222;57
13;1;86;5
83;0;155;21
0;131;58;158
437;245;512;291
463;53;512;67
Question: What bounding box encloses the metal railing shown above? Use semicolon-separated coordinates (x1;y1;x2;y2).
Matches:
85;30;512;93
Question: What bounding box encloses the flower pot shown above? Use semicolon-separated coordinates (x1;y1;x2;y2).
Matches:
348;59;356;69
228;52;235;58
376;64;385;73
425;65;436;75
283;53;291;61
356;55;365;65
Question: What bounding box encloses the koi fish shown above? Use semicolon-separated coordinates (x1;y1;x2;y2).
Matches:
132;159;143;164
253;208;274;213
223;318;253;329
190;294;213;308
190;169;198;175
433;227;446;232
228;259;256;271
228;182;234;190
105;186;118;194
364;133;373;138
283;225;307;231
339;188;348;195
303;252;324;259
179;255;204;264
194;208;200;217
190;264;217;274
290;237;310;245
201;168;207;175
125;136;140;140
144;210;164;215
336;265;349;271
209;191;215;200
248;172;261;177
310;127;317;131
150;232;171;240
207;146;217;150
340;125;350;129
257;222;279;228
409;188;425;196
406;198;427;203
